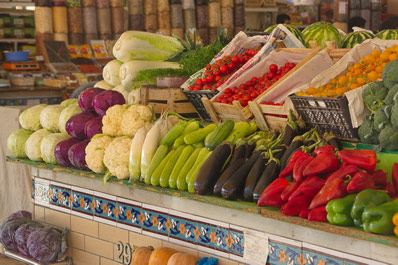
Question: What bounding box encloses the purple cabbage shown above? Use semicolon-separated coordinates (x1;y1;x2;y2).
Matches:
15;222;43;257
93;90;126;116
68;140;90;170
65;112;97;139
78;87;104;112
84;116;103;139
54;138;81;167
0;218;28;251
4;211;32;223
27;227;62;264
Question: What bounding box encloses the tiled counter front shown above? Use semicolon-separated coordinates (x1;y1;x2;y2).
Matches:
26;166;398;265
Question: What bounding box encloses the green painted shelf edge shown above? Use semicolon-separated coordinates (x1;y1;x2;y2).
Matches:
6;156;398;248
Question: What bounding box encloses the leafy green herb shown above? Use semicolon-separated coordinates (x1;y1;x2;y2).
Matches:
132;68;188;89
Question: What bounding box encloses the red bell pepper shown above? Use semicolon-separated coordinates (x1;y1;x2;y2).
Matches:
347;171;377;194
337;149;377;172
392;163;398;197
280;151;306;178
325;163;358;185
382;182;396;198
280;195;312;216
370;169;387;187
303;152;339;177
293;155;313;183
308;206;328;222
281;181;299;202
309;177;347;209
257;178;289;207
299;209;310;219
289;175;326;200
313;145;336;156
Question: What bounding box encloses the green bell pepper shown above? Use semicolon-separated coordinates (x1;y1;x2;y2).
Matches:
351;189;391;228
362;200;398;235
326;194;357;226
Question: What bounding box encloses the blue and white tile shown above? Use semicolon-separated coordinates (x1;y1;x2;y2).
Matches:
93;191;117;225
168;210;198;249
202;217;230;255
228;224;245;259
268;234;302;265
70;186;94;220
142;204;170;241
116;197;142;233
48;182;71;213
34;178;50;207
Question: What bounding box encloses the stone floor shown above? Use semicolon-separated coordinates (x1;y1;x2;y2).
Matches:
0;254;25;265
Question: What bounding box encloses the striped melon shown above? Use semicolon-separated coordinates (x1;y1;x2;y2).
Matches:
264;24;305;44
376;29;398;40
302;22;341;48
342;31;375;48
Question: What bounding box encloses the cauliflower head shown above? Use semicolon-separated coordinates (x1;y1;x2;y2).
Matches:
121;105;154;137
103;136;132;179
102;104;126;137
85;135;113;173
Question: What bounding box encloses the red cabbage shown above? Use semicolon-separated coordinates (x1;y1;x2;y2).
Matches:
68;140;89;170
4;211;32;223
65;112;97;139
54;138;81;167
15;222;43;257
0;218;27;251
93;90;126;116
78;87;104;112
27;227;62;264
84;117;103;139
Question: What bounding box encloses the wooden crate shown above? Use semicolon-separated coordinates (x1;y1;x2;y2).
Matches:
308;41;351;62
202;47;321;125
249;101;288;131
140;86;197;116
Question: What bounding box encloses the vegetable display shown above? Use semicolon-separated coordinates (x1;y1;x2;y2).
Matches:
25;129;53;161
40;133;71;164
54;138;81;167
7;129;34;158
18;104;47;131
78;87;104;112
39;105;65;132
93;90;126;116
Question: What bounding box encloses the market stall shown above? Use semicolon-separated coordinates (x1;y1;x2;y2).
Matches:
2;21;398;265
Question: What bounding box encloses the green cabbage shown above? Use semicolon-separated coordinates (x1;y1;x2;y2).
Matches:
19;104;47;131
40;105;65;132
7;129;34;158
58;103;82;134
40;133;70;164
25;129;52;161
60;98;78;107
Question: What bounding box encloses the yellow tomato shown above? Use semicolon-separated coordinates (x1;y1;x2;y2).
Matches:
338;75;348;86
372;50;381;57
375;65;383;73
368;71;378;82
381;50;391;61
306;87;317;95
350;83;360;90
356;77;366;85
389;53;398;61
365;55;376;64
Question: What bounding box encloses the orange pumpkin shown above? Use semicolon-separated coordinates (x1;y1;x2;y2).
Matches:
132;246;153;265
148;247;178;265
167;253;198;265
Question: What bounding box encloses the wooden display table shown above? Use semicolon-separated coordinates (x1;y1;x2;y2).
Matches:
7;157;398;265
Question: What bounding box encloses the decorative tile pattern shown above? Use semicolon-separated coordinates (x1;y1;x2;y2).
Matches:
31;178;390;265
48;184;71;211
71;189;95;218
117;197;142;232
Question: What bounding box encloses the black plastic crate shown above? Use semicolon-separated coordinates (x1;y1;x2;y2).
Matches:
289;94;358;140
182;89;219;121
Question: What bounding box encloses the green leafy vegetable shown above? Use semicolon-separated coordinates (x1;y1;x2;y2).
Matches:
133;68;188;87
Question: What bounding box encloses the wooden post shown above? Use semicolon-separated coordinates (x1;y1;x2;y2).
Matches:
248;101;269;130
202;98;221;124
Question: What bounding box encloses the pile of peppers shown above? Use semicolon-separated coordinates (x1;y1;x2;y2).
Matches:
257;135;398;232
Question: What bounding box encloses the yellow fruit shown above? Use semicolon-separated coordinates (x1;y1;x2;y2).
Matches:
389;53;398;61
381;51;391;61
356;77;366;85
365;55;376;64
372;50;381;57
368;71;378;82
306;87;317;95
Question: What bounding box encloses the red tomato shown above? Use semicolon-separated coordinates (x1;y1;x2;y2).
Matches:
207;75;215;83
195;79;203;86
232;55;240;64
267;72;275;80
215;75;222;82
289;62;296;68
269;64;278;73
224;88;232;94
228;62;235;70
241;100;248;107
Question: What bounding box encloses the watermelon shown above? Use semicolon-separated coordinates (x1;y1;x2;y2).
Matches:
342;31;375;48
264;24;305;44
376;29;398;40
302;22;341;48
